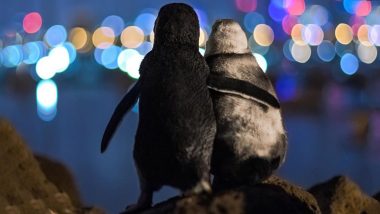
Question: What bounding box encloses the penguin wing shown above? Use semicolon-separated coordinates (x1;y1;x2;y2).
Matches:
101;79;141;153
207;74;280;109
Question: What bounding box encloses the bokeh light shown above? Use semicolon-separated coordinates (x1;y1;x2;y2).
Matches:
283;39;295;61
335;41;354;57
253;53;267;72
335;23;353;45
291;24;306;45
23;12;42;34
2;45;23;67
268;2;287;22
343;0;360;14
101;45;121;69
285;0;306;16
249;36;270;55
235;0;257;12
291;43;311;63
357;44;377;64
36;79;58;121
62;42;77;64
303;5;329;26
69;27;91;52
36;56;56;79
121;26;144;48
243;12;265;32
44;25;67;47
102;15;124;36
366;6;380;25
48;46;70;73
370;25;380;46
282;15;298;35
94;48;104;65
22;41;45;64
303;24;324;46
136;41;153;55
117;49;142;79
199;48;205;56
199;28;207;47
355;1;371;17
357;25;372;46
317;40;335;62
340;53;359;75
253;24;274;46
92;27;115;49
134;13;156;35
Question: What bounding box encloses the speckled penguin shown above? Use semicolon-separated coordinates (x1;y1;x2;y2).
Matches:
101;3;216;213
205;19;287;190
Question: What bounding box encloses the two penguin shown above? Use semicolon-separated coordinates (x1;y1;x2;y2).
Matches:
101;3;287;212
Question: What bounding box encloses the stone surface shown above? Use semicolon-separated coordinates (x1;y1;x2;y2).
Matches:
0;118;104;214
136;176;321;214
309;175;380;214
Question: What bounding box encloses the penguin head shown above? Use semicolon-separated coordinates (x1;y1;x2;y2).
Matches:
205;19;250;57
153;3;199;48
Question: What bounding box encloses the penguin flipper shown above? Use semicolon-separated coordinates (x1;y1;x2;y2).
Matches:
101;79;141;153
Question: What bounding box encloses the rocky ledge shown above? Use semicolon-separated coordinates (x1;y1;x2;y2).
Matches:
1;118;379;214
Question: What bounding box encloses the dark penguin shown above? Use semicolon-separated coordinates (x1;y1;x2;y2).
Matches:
101;3;216;212
205;19;287;190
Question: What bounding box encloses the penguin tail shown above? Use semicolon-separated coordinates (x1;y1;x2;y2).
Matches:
101;79;142;153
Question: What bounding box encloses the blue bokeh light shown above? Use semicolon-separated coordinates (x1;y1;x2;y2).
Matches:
62;42;77;64
2;45;23;67
23;41;46;64
102;15;125;36
101;45;121;69
136;42;153;55
340;53;359;75
243;12;265;32
134;13;156;35
343;0;360;14
268;2;286;22
317;40;335;62
44;25;67;47
283;39;295;62
94;48;104;65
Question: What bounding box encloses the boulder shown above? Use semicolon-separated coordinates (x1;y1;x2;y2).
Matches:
309;175;380;214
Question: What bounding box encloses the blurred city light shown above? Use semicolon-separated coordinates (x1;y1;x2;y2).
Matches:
340;53;359;75
235;0;257;13
120;26;144;48
102;15;125;36
36;79;58;121
2;45;23;67
253;24;274;46
23;12;42;34
117;49;142;79
92;27;115;49
253;53;267;72
44;25;67;47
69;27;91;52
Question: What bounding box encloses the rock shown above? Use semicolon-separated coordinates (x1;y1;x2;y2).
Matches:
35;154;82;208
309;175;380;214
136;176;320;214
0;118;105;214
